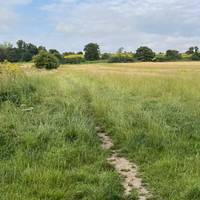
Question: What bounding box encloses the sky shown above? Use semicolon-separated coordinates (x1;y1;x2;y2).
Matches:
0;0;200;53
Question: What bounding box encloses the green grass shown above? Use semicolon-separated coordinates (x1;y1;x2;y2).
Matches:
0;70;125;200
67;68;200;200
1;62;200;200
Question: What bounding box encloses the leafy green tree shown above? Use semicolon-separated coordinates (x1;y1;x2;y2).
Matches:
186;47;195;54
49;49;63;63
194;46;199;53
84;43;100;61
166;50;181;60
21;51;33;62
117;47;124;54
38;46;47;52
136;46;155;61
33;51;60;69
77;51;83;55
0;48;6;62
17;40;26;49
26;43;38;55
6;48;21;62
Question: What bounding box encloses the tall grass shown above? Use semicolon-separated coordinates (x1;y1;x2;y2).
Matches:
65;64;200;200
0;64;125;200
1;62;200;200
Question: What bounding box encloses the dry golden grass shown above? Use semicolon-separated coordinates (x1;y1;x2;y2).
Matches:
54;61;200;78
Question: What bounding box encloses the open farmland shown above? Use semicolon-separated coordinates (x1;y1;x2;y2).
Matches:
1;62;200;200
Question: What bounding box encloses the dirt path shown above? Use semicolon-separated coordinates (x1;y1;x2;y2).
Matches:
96;126;152;200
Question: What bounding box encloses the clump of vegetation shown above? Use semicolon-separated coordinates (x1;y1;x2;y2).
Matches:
84;43;100;61
108;53;135;63
33;51;60;69
136;46;155;61
101;53;112;60
152;53;168;62
64;54;85;64
49;49;64;63
166;49;181;60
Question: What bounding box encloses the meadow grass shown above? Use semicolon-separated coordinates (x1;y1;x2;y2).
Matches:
59;62;200;200
0;64;125;200
1;62;200;200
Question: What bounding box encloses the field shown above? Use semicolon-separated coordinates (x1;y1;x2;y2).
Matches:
1;62;200;200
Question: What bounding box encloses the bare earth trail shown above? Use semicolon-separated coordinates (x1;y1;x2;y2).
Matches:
96;126;152;200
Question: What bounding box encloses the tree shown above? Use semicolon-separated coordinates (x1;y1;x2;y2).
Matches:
77;51;83;55
136;46;155;61
27;43;38;55
0;42;13;62
21;51;33;62
186;47;195;54
17;40;26;49
6;48;21;62
38;46;47;52
49;49;63;63
33;51;60;69
0;48;6;62
166;50;181;60
0;42;13;49
194;46;199;53
84;43;100;61
49;49;59;54
117;47;124;54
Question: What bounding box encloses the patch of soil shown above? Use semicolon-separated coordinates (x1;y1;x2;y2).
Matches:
96;126;152;200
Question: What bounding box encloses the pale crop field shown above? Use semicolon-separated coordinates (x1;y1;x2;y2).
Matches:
1;62;200;200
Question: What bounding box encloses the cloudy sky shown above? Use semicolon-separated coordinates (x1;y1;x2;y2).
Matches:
0;0;200;52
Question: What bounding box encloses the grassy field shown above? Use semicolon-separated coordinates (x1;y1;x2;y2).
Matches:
1;62;200;200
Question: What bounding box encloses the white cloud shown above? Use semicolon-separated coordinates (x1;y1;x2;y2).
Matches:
40;0;200;52
0;0;32;32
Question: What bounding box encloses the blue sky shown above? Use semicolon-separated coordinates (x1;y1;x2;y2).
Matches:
1;0;200;52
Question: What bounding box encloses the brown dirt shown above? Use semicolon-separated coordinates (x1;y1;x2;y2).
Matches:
96;126;152;200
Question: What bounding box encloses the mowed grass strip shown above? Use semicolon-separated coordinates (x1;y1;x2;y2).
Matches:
0;68;125;200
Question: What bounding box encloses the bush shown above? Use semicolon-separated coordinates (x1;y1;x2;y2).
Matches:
101;53;111;60
191;53;200;61
33;51;60;69
136;46;155;61
108;53;135;63
64;54;85;64
181;53;192;61
166;50;181;60
153;53;168;62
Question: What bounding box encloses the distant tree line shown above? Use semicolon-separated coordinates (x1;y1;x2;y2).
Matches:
1;40;200;66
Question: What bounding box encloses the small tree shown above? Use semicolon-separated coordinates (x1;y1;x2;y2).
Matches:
33;51;59;69
166;50;181;60
186;47;195;55
136;46;155;61
84;43;100;61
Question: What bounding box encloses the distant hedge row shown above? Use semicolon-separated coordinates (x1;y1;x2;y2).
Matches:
2;40;200;70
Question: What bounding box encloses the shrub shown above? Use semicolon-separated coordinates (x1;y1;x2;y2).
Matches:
108;53;135;63
33;51;60;69
136;46;155;61
181;53;192;61
64;54;85;64
152;53;168;62
166;50;181;60
101;53;111;60
191;53;200;61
